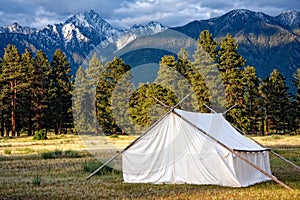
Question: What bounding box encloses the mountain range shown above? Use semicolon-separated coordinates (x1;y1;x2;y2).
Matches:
0;9;299;92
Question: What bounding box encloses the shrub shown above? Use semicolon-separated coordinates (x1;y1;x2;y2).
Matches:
110;134;119;138
40;151;55;159
40;150;80;159
82;161;117;175
24;148;34;153
54;149;63;156
64;150;79;158
4;149;11;155
33;131;48;140
32;175;42;186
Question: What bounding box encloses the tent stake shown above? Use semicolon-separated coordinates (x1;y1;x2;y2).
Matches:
173;110;293;190
86;94;190;180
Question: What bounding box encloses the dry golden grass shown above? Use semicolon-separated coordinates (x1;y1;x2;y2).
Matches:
0;134;137;156
253;135;300;148
0;134;299;199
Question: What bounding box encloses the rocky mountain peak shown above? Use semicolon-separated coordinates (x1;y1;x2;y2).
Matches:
276;10;300;28
64;9;118;35
0;22;37;34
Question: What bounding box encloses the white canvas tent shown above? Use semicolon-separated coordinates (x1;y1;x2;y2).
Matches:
87;97;296;190
122;109;272;187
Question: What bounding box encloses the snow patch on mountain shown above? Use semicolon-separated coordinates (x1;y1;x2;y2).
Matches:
113;21;167;50
62;23;89;42
276;10;300;28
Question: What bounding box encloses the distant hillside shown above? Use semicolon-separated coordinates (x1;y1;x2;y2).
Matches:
172;9;300;92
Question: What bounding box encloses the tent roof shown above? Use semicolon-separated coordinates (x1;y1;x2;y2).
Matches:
174;109;268;152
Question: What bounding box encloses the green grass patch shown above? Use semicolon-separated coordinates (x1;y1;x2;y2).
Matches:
4;149;11;155
64;150;79;158
110;134;119;138
31;175;42;186
33;131;48;140
40;149;80;159
82;160;119;175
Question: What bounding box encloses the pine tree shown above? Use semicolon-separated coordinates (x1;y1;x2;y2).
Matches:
198;30;218;62
261;70;291;134
85;53;105;134
176;49;197;111
129;83;178;131
194;32;224;112
48;49;73;134
242;66;261;134
73;67;94;134
35;50;51;132
292;68;300;134
96;57;130;135
218;34;246;128
0;58;7;137
20;49;36;136
111;71;136;134
0;45;24;136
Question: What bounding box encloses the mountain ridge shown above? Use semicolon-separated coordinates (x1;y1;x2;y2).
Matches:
0;9;299;92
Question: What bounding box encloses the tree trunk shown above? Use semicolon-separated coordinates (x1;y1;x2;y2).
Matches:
28;117;33;136
261;117;265;136
265;116;269;135
54;122;59;135
11;81;17;137
1;111;4;137
94;95;98;135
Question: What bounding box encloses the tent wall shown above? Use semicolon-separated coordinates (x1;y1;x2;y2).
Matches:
232;151;271;187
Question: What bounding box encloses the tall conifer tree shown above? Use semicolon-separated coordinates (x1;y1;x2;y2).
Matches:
218;34;246;128
86;53;104;134
292;68;300;134
242;66;261;134
261;70;291;134
48;49;73;134
1;45;24;136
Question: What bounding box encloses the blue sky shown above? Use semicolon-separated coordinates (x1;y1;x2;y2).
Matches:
0;0;299;29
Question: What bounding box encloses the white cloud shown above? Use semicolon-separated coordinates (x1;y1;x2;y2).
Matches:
30;7;71;28
112;0;211;27
0;0;299;28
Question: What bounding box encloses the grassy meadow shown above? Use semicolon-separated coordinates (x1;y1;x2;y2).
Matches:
0;134;299;199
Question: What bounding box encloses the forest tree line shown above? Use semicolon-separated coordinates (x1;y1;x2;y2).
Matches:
0;45;73;137
1;30;300;137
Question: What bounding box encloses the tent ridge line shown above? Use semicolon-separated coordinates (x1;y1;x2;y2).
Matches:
172;110;293;191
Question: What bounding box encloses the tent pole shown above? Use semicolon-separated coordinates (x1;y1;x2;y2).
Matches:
203;104;217;113
173;110;293;190
222;104;237;116
86;94;190;180
152;96;171;108
203;103;300;172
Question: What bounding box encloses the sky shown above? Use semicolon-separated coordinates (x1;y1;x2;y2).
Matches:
0;0;299;29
